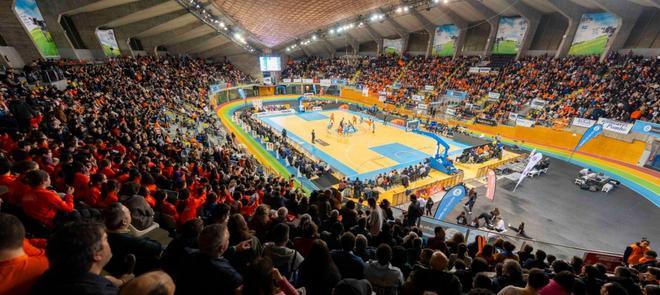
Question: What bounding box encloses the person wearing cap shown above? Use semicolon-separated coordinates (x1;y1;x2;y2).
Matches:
625;238;651;266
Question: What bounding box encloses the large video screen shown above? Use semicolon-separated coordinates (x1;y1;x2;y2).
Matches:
259;56;281;71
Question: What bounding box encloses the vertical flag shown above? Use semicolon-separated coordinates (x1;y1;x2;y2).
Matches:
433;184;467;220
486;169;496;200
514;152;543;191
574;124;603;152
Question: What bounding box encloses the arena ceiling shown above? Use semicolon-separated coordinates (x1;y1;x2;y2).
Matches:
31;0;659;69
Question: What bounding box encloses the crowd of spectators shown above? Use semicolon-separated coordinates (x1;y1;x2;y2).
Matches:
237;109;332;179
0;55;657;295
282;53;659;124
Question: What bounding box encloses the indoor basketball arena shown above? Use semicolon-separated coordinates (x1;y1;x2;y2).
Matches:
0;0;658;294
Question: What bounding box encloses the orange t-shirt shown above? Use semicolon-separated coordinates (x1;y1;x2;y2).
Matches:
0;254;49;295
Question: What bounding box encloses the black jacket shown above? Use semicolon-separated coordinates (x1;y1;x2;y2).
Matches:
31;271;118;295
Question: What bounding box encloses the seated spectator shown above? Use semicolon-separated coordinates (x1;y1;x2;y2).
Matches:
405;251;462;295
0;213;49;295
601;282;630;295
492;260;525;292
118;182;154;231
297;239;342;295
262;223;303;281
364;243;404;295
119;271;175;295
293;218;318;257
177;223;249;295
242;257;298;295
524;250;548;270
449;243;473;270
354;234;375;263
161;218;203;282
31;221;131;295
102;203;162;276
331;232;366;279
427;226;448;254
20;169;74;229
539;271;575;295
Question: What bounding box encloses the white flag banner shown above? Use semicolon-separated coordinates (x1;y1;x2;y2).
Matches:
514;152;543;191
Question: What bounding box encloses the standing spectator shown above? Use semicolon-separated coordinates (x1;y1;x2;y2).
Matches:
331;232;366;279
406;194;422;227
624;238;651;267
367;198;384;237
241;257;299;295
297;240;342;295
31;222;131;295
0;213;49;295
364;244;404;295
262;223;304;281
465;188;477;213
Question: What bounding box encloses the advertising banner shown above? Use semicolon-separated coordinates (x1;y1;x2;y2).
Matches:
597;118;633;134
433;184;467;220
96;29;121;57
492;17;528;55
15;0;59;58
530;98;548;110
302;78;313;84
475;117;497;126
575;124;603;151
583;252;623;273
486;169;496;201
416;103;428;110
432;24;459;57
445;108;456;116
282;78;292;83
383;38;404;55
515;118;535;127
424;85;435;91
469;67;494;74
508;112;519;121
445;90;468;100
631;120;660;137
570;12;620;56
412;95;424;102
319;79;332;87
488;92;501;100
572;117;597;128
362;87;369;97
293;78;302;83
514;152;543;191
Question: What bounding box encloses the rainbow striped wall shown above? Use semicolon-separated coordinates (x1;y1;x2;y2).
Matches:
217;95;660;207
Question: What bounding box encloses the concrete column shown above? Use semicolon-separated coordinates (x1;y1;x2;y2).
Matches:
363;23;384;55
409;9;436;58
464;0;499;56
320;37;336;57
0;0;42;62
502;0;542;59
547;0;586;58
345;32;359;55
592;0;644;60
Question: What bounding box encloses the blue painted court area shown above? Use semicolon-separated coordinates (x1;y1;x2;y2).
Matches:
370;143;431;164
297;112;328;121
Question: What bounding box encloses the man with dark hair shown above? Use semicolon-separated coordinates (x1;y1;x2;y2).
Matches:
406;194;423;227
0;213;49;295
103;203;162;276
498;267;548;295
177;223;250;295
331;232;366;279
539;271;575;295
524;250;548;270
31;221;130;294
364;244;404;295
262;223;304;280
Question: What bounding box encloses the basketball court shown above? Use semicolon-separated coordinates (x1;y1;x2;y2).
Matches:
256;108;470;180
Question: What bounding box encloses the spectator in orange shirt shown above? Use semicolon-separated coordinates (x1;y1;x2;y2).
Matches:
0;159;16;200
20;170;75;228
85;173;107;208
0;213;49;295
6;160;39;207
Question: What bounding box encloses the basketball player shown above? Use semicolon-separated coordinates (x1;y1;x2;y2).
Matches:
311;129;316;144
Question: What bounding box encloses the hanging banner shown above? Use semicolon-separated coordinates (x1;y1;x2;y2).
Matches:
570;12;620;56
514;152;543;191
15;0;59;58
282;78;292;83
432;24;458;57
492;16;528;55
302;78;313;84
433;184;467;220
515;118;535;127
411;95;424;102
424;85;435;91
486;169;496;201
320;79;332;87
572;117;597;128
383;38;404;55
293;78;302;83
574;124;603;151
362;87;369;97
508;112;519;121
597;118;633;134
95;29;121;57
416;103;428;110
631;120;660;137
488;92;501;100
237;88;247;100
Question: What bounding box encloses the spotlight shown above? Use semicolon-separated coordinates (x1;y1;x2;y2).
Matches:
396;7;403;13
444;0;449;3
312;35;317;40
370;14;378;21
403;6;409;12
329;28;335;34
